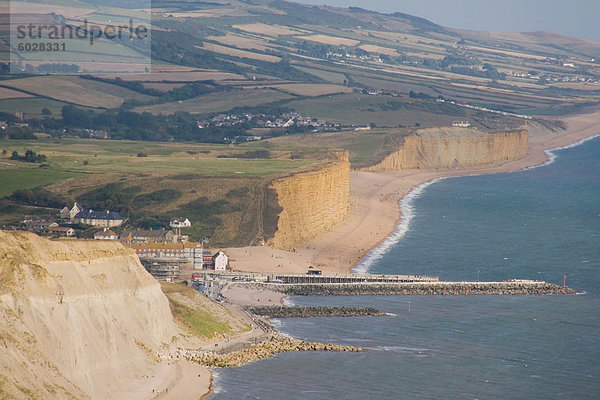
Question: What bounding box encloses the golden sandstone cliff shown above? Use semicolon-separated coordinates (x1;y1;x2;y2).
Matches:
0;230;179;400
269;152;350;250
361;128;528;172
267;128;527;249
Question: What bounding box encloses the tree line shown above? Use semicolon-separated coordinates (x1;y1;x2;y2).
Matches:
28;102;303;143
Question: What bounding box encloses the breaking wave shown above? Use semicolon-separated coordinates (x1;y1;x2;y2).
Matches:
521;133;600;171
353;178;444;273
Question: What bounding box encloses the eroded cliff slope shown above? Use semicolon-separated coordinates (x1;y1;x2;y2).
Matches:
269;152;350;250
0;231;179;400
361;128;528;171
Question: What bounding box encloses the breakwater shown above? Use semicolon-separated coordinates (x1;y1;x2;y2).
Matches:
255;281;576;296
162;334;366;368
248;306;386;318
272;273;438;284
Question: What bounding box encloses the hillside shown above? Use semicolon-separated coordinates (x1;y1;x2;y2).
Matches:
0;230;178;399
0;0;597;247
0;230;251;399
1;0;599;123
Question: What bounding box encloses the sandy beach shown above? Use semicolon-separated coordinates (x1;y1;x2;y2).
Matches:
226;110;600;275
125;110;599;400
119;285;285;400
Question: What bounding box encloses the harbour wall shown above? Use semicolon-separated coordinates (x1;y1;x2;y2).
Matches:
256;281;576;296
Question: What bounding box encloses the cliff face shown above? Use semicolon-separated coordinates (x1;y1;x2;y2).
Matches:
269;152;350;250
0;231;179;400
361;128;528;171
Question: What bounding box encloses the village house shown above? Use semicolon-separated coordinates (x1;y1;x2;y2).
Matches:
47;226;75;237
121;228;176;243
72;209;123;227
94;228;118;240
170;218;191;228
59;206;70;219
169;218;191;237
129;242;205;269
213;251;229;271
66;203;82;220
203;250;214;268
452;121;471;128
64;203;123;227
21;216;55;232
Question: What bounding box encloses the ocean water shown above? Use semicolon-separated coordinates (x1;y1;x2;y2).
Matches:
209;136;600;400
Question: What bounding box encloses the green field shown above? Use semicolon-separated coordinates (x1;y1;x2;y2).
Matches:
287;93;464;127
133;89;295;115
47;155;315;176
1;139;316;177
294;66;348;84
0;98;73;118
264;128;408;166
0;138;319;245
0;76;132;109
0;168;82;198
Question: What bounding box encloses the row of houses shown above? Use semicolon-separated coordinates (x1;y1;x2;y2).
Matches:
131;241;229;271
91;227;228;271
60;203;124;227
20;215;75;237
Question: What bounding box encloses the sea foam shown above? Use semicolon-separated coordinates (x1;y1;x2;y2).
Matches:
353;178;444;273
354;133;600;274
521;133;600;171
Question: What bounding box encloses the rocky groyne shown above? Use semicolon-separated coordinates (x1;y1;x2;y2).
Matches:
163;334;366;368
258;282;576;296
269;151;350;249
248;305;386;318
361;127;528;172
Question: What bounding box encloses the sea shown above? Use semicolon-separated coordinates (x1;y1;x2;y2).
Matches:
209;136;600;400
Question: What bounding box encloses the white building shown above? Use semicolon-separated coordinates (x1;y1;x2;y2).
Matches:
170;218;191;228
68;202;82;220
131;242;204;269
94;228;118;240
452;121;471;128
212;251;228;271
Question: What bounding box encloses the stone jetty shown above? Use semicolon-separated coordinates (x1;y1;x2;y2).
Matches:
256;281;577;296
248;305;387;318
161;334;366;368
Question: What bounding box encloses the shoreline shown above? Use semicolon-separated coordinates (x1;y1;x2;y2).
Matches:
140;109;600;400
226;109;600;276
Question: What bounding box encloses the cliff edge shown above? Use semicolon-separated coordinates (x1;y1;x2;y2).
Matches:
0;231;179;400
361;128;528;171
269;152;350;250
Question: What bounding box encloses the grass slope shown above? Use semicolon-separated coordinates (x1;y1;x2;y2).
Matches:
161;282;249;340
0;168;82;198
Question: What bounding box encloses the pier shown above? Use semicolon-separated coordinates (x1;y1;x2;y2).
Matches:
256;280;577;296
190;271;577;297
270;273;438;284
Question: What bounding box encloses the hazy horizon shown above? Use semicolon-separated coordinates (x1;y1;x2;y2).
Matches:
293;0;600;42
